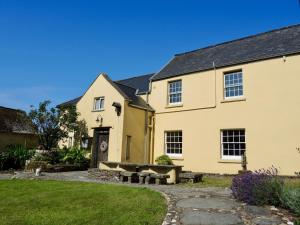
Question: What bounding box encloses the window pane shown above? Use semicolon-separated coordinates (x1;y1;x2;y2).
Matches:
224;72;243;98
165;131;182;155
222;129;246;157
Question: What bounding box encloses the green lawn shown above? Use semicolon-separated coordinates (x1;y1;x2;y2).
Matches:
178;176;233;188
0;180;166;225
178;175;300;189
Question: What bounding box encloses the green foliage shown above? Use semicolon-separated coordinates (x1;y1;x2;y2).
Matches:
295;219;300;225
155;155;173;165
62;147;89;165
281;187;300;216
0;145;35;170
29;100;80;150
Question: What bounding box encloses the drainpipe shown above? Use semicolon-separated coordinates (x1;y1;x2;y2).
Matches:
143;96;149;163
213;61;217;107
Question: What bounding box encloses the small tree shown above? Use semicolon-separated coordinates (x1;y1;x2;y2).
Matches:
29;100;83;150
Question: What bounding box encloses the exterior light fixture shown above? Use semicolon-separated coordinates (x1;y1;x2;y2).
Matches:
95;115;103;126
112;102;121;116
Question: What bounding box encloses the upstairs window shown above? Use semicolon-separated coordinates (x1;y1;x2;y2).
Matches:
165;131;182;156
224;71;243;98
168;80;182;104
221;129;245;160
94;97;104;111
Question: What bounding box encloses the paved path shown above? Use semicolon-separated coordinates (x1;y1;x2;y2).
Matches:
0;171;294;225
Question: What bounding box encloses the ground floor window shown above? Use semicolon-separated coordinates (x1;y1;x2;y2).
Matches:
165;131;182;156
221;129;245;160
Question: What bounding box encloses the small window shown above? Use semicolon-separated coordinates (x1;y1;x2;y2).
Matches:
126;136;131;160
94;97;104;111
165;131;182;156
221;129;245;160
224;71;243;98
168;80;182;104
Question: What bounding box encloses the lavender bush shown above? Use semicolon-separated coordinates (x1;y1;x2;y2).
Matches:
231;167;283;206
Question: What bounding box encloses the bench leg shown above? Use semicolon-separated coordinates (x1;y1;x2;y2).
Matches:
155;178;160;185
128;176;132;183
145;176;151;185
139;176;144;184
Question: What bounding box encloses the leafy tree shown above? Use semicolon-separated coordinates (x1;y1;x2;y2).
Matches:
29;100;86;150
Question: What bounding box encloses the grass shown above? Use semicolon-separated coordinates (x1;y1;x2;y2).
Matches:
178;175;233;188
0;180;166;225
178;175;300;189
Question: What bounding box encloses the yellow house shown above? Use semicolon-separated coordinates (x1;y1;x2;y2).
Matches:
59;24;300;176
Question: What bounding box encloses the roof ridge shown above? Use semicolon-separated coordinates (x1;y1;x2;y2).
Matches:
175;23;300;57
0;106;24;112
116;73;154;82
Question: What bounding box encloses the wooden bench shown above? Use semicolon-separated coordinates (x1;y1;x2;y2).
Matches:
120;171;138;183
179;172;203;183
150;173;170;185
137;172;152;184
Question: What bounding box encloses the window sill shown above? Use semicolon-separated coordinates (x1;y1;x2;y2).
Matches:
165;103;183;109
92;109;105;112
166;154;184;160
218;159;242;164
221;97;246;103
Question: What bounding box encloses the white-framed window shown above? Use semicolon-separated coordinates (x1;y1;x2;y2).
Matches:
224;71;243;99
93;97;104;111
221;129;245;160
165;131;182;156
168;80;182;104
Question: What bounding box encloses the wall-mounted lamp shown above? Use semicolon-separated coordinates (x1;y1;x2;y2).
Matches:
95;115;103;126
112;102;121;116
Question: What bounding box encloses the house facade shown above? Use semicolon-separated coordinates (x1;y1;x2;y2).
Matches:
59;24;300;176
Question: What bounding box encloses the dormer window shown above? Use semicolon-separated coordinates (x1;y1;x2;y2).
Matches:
168;80;182;104
94;97;104;111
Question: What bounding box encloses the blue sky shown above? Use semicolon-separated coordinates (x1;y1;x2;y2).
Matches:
1;0;300;111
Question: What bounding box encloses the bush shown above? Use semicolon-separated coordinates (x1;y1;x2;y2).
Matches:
62;148;89;166
281;187;300;216
155;155;173;165
231;167;283;206
0;145;35;170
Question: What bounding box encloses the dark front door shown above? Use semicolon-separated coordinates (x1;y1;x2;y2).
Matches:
92;128;109;167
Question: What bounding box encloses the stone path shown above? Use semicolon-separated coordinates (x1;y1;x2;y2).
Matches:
0;171;296;225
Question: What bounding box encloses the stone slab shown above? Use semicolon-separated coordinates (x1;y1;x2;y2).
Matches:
181;211;243;225
177;197;239;210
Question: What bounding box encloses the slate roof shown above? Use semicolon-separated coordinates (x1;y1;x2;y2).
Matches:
0;106;35;134
58;73;153;110
152;24;300;81
114;82;154;111
116;73;154;94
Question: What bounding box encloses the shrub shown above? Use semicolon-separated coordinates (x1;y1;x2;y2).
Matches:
62;148;89;166
231;167;283;206
0;145;35;170
155;155;173;165
281;187;300;216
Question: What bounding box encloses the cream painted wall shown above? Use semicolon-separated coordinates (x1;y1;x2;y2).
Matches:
122;104;151;163
76;74;125;162
149;55;300;176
